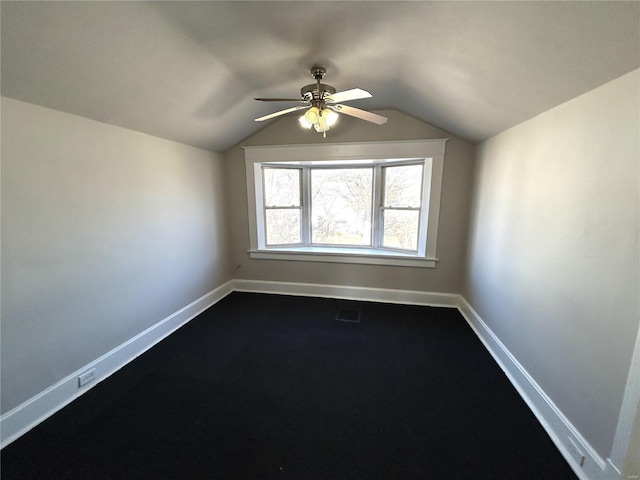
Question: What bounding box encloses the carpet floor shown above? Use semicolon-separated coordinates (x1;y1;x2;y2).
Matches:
1;292;578;479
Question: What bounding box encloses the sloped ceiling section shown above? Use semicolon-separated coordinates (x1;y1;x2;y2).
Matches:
2;1;639;152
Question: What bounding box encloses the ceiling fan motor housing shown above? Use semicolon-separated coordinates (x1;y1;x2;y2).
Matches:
301;83;336;102
301;65;335;105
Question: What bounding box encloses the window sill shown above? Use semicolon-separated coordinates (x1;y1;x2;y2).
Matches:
247;247;437;268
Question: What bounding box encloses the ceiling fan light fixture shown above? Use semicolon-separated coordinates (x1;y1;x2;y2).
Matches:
300;107;338;132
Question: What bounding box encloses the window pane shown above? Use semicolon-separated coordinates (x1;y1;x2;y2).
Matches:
311;168;373;245
383;164;423;207
263;168;300;207
383;209;419;251
265;209;301;245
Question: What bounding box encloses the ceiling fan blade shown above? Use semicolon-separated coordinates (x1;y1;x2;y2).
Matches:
330;104;387;125
255;98;304;102
325;88;372;103
255;105;308;122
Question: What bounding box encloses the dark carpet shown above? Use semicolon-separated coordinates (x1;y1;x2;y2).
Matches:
1;292;577;479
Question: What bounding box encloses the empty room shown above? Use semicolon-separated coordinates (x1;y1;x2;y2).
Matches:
1;2;638;479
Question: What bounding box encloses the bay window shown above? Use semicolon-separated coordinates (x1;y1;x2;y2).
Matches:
243;139;447;268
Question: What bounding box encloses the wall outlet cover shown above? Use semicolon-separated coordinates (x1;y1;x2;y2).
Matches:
77;368;96;387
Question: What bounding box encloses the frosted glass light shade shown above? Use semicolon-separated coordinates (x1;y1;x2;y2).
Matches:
322;109;339;127
304;107;319;124
299;115;313;128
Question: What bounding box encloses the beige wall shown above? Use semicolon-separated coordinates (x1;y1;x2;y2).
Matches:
463;70;640;462
224;109;475;293
1;97;233;413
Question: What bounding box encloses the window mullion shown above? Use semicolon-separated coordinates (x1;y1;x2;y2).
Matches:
372;165;383;248
301;167;311;245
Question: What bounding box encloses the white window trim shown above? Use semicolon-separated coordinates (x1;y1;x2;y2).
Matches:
243;139;448;268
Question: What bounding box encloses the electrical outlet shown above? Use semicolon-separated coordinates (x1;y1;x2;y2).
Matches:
567;437;585;467
77;368;96;387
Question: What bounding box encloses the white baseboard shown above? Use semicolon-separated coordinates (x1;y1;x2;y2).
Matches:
456;297;617;480
605;459;622;479
232;279;460;307
0;281;234;448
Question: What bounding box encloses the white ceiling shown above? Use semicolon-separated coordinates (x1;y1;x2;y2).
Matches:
2;1;639;152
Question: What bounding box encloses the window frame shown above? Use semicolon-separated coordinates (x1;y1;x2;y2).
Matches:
243;139;448;268
262;166;304;246
378;161;425;252
308;164;375;248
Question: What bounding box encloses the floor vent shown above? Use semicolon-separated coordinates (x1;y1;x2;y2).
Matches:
336;308;361;323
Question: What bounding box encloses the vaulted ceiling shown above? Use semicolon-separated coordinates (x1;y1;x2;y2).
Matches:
2;1;639;152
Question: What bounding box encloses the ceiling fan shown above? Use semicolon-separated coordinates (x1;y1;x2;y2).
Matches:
254;65;387;136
